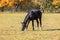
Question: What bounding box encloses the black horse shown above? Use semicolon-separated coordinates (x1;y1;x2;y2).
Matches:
22;9;42;31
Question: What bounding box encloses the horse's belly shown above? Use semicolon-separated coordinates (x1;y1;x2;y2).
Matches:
30;17;38;20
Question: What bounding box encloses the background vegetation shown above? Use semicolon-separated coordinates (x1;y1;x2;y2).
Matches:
0;0;60;13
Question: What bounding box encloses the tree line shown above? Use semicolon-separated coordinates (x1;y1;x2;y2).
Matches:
0;0;60;13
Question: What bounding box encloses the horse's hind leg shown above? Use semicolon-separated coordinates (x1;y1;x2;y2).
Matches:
36;19;39;29
32;20;34;31
39;17;42;30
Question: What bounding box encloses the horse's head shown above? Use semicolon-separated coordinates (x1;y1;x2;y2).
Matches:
21;22;26;31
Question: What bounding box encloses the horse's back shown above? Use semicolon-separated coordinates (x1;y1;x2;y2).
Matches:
28;9;42;20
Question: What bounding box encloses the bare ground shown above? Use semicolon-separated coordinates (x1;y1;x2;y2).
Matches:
0;12;60;40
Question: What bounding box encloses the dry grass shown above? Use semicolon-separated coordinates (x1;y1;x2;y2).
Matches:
0;12;60;40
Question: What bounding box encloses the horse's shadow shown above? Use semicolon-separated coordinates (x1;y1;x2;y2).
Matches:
24;28;60;31
43;28;60;31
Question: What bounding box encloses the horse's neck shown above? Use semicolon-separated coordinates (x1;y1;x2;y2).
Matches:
23;14;29;24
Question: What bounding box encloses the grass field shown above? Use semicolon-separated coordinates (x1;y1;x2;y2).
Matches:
0;12;60;40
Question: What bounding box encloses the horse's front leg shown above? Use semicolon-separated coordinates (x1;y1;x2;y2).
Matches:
32;20;34;31
26;20;30;30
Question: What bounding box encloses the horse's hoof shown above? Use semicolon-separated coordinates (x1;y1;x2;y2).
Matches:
22;30;24;31
21;29;24;31
33;29;35;31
